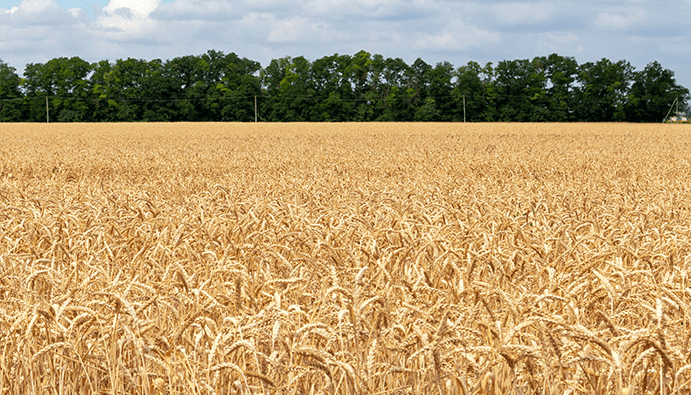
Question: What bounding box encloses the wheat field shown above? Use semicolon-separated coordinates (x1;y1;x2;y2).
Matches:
1;122;690;395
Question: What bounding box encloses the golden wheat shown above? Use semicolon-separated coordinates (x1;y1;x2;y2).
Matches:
1;122;691;394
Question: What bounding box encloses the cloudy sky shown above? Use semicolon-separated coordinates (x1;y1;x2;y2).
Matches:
1;0;690;90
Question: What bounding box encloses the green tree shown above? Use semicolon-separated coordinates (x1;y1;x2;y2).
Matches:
23;57;92;122
479;62;499;121
214;53;262;122
353;54;389;121
454;61;496;122
426;61;455;121
310;53;354;121
408;58;431;120
261;56;314;122
260;56;293;122
146;58;185;122
90;60;115;121
345;51;374;121
163;54;206;121
626;61;689;122
453;61;490;122
7;51;690;123
574;59;634;122
409;58;431;93
375;57;414;121
380;86;416;121
91;58;149;121
0;60;24;121
91;58;179;122
346;51;372;95
197;50;232;121
543;54;579;121
414;97;440;121
315;91;352;122
492;59;549;121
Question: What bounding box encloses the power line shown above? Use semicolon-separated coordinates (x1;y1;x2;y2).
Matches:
0;91;633;103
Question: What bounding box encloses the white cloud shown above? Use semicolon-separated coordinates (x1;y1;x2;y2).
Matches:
151;0;235;21
304;0;397;15
267;16;308;43
239;11;274;26
67;7;82;18
595;8;645;29
103;0;160;19
239;12;349;44
0;0;689;91
301;0;437;21
547;32;578;44
242;0;286;8
95;0;161;34
268;16;349;43
412;18;500;50
8;0;56;14
238;11;276;39
1;0;81;26
495;2;554;26
537;32;581;54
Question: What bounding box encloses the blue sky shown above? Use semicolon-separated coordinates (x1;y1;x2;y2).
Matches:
1;0;690;95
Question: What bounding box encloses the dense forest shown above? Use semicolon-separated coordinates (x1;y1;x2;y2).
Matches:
0;50;688;122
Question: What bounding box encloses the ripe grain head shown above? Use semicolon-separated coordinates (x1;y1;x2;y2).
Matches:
1;122;690;394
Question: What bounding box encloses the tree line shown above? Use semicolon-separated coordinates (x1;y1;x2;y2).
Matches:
0;50;688;122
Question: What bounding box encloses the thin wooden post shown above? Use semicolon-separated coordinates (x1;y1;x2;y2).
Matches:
463;94;466;123
46;97;49;123
254;96;257;123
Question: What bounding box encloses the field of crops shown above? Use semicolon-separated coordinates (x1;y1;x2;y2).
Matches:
1;122;691;395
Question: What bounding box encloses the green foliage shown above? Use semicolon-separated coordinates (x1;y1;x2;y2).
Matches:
626;61;690;122
21;56;92;122
453;61;490;122
574;59;635;122
0;60;23;121
2;53;688;122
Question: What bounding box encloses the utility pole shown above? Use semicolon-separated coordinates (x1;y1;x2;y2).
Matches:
46;97;49;123
254;96;257;122
463;94;466;123
663;96;679;123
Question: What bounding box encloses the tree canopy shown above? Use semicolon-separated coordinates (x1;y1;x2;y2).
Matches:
0;51;688;122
